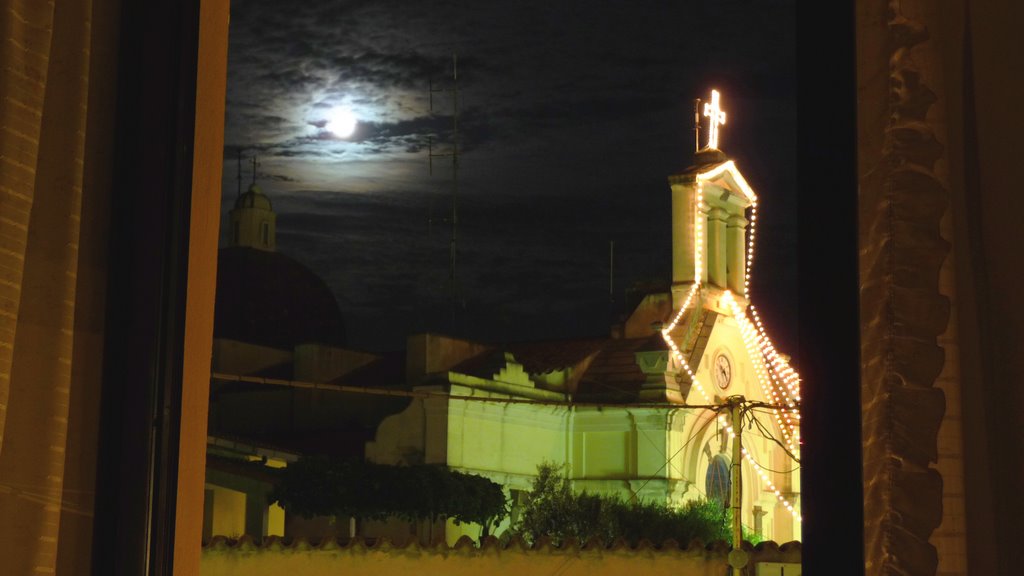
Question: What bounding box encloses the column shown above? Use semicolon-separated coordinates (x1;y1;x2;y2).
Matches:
727;213;748;297
699;202;711;284
708;207;727;288
670;180;696;285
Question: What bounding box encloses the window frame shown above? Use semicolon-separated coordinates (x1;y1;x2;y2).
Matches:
90;0;864;574
795;1;864;572
90;0;227;574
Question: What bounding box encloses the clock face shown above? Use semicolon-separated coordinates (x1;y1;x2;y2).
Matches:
714;354;732;390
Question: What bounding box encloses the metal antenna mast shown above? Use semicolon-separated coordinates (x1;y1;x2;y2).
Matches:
694;98;702;152
237;149;243;198
250;155;259;186
428;54;461;317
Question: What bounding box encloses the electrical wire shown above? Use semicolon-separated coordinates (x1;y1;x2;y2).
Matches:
744;407;801;464
214;373;802;498
738;411;802;474
211;372;727;411
630;405;725;498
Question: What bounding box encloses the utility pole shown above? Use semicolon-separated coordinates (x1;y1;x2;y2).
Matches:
726;395;750;573
729;396;744;548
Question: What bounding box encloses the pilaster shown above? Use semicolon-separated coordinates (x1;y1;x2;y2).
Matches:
727;213;748;297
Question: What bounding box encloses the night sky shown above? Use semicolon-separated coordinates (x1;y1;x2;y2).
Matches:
219;0;798;356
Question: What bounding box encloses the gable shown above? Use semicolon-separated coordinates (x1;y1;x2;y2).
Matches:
684;313;773;406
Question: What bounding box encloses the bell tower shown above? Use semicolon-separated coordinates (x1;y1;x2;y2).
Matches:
228;155;277;251
668;90;755;313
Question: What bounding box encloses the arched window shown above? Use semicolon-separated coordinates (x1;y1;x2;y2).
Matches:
705;454;731;507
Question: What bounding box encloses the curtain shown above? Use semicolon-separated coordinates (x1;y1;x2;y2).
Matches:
857;1;1024;574
0;0;119;572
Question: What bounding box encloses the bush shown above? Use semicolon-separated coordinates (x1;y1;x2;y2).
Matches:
269;457;508;532
512;463;761;546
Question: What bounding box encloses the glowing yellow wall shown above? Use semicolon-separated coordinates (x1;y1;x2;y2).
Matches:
681;312;802;543
200;539;801;576
209;486;246;538
268;500;284;537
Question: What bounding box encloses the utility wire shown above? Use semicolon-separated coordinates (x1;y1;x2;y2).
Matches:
630;406;726;498
741;405;802;463
211;372;731;411
739;410;802;474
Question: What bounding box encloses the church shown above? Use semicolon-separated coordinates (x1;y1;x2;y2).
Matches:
365;90;802;544
202;91;804;545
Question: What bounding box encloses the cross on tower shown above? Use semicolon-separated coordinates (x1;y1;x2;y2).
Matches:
703;89;727;149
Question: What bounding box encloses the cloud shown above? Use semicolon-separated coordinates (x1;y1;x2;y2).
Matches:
219;0;799;349
257;171;298;183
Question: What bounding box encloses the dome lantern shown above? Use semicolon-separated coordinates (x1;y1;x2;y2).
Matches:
228;157;276;251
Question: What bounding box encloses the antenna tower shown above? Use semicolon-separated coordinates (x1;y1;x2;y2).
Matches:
237;149;243;198
694;98;702;153
250;155;259;186
428;54;462;322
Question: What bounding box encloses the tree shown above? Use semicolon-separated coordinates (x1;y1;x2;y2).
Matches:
268;457;508;537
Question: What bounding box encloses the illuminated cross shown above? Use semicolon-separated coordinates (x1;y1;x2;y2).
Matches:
703;89;727;149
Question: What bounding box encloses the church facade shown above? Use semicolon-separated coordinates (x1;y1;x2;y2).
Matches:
367;92;803;545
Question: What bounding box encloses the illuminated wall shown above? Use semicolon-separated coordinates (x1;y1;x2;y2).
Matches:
364;140;802;546
200;536;802;576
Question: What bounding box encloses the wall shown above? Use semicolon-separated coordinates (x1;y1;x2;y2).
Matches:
680;314;801;543
212;339;292;376
200;536;801;576
367;377;797;546
293;344;378;383
208;486;246;538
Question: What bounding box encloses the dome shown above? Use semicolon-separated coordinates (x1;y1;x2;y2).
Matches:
214;246;346;349
234;183;272;211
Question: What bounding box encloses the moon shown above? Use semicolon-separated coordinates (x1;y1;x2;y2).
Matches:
325;106;357;138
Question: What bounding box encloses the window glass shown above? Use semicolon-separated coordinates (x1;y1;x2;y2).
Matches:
207;0;797;550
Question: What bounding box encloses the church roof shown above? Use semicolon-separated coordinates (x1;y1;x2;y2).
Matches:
331;350;407;388
505;338;608;374
675;148;729;178
447;332;679;404
573;333;669;402
233;183;272;211
214;246;346;349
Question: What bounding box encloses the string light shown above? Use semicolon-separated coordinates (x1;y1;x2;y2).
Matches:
660;177;711;404
749;306;802;403
721;291;798;450
694;160;757;202
703;89;727;149
659;101;802;527
745;199;758;297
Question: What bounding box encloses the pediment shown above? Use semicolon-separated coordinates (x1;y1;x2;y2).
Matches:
696;160;756;209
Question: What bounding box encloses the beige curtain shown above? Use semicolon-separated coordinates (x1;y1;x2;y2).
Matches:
858;1;1024;574
0;0;119;572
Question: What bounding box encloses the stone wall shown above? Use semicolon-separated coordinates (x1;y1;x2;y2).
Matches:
201;536;801;576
